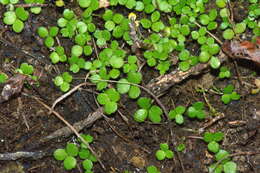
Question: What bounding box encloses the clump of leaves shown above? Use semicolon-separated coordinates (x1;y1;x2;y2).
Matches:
221;84;240;104
1;0;44;33
146;165;161;173
155;143;174;161
53;72;73;92
53;134;97;171
218;66;231;79
0;73;8;83
187;101;206;120
203;131;237;173
133;97;163;123
168;106;186;124
176;143;186;152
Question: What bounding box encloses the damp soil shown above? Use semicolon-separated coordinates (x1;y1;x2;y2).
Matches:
0;1;260;173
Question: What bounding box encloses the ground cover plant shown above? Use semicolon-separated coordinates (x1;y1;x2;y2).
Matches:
0;0;259;172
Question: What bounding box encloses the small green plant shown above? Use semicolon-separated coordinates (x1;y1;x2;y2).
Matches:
146;165;161;173
187;101;206;120
218;66;231;79
168;106;186;124
203;131;237;173
53;134;97;171
1;0;44;33
0;73;8;83
176;143;186;152
53;72;73;92
221;84;240;104
133;97;163;123
155;143;174;161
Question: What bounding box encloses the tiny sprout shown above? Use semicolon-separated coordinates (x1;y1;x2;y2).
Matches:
221;84;240;104
133;109;148;122
19;62;34;75
37;26;49;38
169;106;186;124
223;29;235;40
78;0;91;8
146;165;160;173
148;105;162;123
223;161;237;173
66;143;79;157
71;45;83;57
216;0;227;8
155;143;174;161
176;144;186;152
187;102;206;120
203;132;224;143
207;141;220;153
155;150;166;160
63;156;77;170
215;149;230;161
137;97;152;109
219;66;231;78
53;148;68;161
104;101;118;115
0;73;8;83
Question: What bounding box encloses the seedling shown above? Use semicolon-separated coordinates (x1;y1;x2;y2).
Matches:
146;165;161;173
221;84;240;104
176;143;186;152
16;63;34;76
0;73;8;83
187;102;206;120
1;0;44;33
54;72;73;92
155;143;174;161
219;66;231;79
168;106;186;124
53;134;97;171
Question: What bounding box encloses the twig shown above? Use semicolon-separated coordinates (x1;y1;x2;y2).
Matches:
14;3;48;8
210;151;260;173
193;21;223;45
147;52;228;96
44;108;103;141
198;113;225;134
49;82;93;114
92;37;99;59
170;128;186;173
29;95;106;170
186;136;203;140
18;97;30;130
0;151;46;160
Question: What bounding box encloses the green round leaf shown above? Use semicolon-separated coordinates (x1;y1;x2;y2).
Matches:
82;159;93;170
63;156;77;170
117;78;130;94
223;161;237;173
210;56;221;69
104;101;118;114
53;149;68;161
207;141;220;153
128;85;141;99
133;109;148;122
155;150;166;160
12;19;24;33
223;29;235;40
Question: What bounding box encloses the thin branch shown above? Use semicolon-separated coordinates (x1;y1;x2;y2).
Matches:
210;151;260;173
0;151;46;160
14;3;48;8
49;82;93;114
28;95;106;170
193;21;223;45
